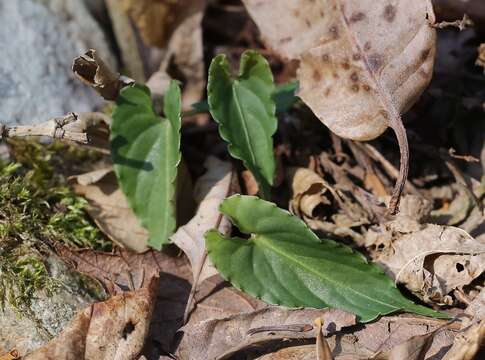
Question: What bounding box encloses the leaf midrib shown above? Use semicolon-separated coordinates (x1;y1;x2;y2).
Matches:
161;121;174;239
255;234;401;313
232;81;258;172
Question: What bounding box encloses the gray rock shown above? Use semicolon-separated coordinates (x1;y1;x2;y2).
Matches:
0;0;116;126
0;241;107;356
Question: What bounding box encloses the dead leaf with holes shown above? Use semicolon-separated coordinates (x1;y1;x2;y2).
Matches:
24;279;157;360
366;217;485;304
242;0;437;214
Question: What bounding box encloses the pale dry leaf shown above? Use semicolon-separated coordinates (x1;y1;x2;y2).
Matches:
466;287;485;320
105;0;146;82
242;0;437;213
371;330;435;360
171;156;235;285
329;315;456;359
261;316;459;360
73;172;149;253
442;320;485;360
176;307;356;360
25;279;157;360
430;184;474;226
72;166;113;186
72;49;134;101
367;218;485;304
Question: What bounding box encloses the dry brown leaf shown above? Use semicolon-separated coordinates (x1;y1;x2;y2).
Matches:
55;246;192;356
171;157;236;322
176;307;356;360
55;245;175;295
171;157;234;284
25;279;157;360
73;172;149;253
367;218;485;304
72;49;133;101
121;0;204;48
242;0;437;213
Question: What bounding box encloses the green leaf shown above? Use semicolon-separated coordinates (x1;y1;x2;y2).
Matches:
273;81;299;114
206;195;450;322
111;82;181;250
190;80;298;116
208;51;277;199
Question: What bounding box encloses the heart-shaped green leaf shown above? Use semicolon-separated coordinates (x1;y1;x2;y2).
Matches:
208;51;277;199
111;82;181;249
206;195;449;322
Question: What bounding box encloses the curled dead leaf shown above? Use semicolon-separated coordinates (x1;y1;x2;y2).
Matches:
242;0;437;213
367;218;485;304
288;167;334;219
289;166;368;244
73;49;133;101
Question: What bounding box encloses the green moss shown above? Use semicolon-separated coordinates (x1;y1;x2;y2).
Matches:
0;139;111;309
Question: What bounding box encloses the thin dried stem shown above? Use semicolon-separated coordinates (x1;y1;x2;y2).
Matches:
432;14;473;31
0;112;111;143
